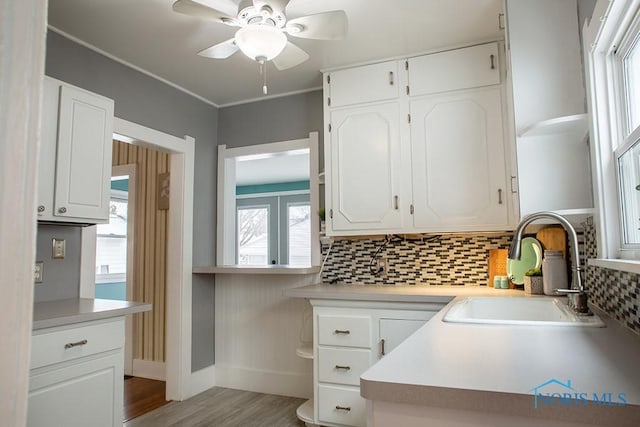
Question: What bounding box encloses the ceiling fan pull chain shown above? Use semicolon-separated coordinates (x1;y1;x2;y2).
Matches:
262;61;268;95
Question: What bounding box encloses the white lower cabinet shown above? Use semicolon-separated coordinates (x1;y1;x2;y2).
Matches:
312;300;446;427
27;318;125;427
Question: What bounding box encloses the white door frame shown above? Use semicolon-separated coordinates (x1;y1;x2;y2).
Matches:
0;0;47;424
80;118;195;401
111;163;137;376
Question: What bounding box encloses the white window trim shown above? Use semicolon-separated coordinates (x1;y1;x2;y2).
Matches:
216;132;320;267
586;0;640;272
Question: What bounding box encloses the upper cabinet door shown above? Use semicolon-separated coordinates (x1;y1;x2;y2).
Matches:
328;102;403;233
410;87;509;231
408;42;500;97
53;85;114;221
327;61;400;108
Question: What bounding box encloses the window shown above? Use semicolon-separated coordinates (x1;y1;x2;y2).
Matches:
587;0;640;263
236;193;311;265
95;184;129;300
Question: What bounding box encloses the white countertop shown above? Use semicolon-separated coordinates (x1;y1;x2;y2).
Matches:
33;298;152;330
360;296;640;426
284;283;524;303
285;284;640;425
193;265;321;275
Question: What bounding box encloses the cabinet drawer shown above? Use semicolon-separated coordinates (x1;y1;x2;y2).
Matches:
408;42;500;96
318;384;366;427
318;347;371;386
31;319;124;370
318;315;371;348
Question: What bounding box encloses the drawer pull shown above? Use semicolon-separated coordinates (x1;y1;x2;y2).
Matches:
335;405;351;412
334;329;350;335
64;339;88;349
335;365;351;371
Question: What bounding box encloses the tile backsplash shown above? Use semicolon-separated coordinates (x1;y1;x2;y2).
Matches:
321;233;513;285
584;220;640;334
320;222;640;335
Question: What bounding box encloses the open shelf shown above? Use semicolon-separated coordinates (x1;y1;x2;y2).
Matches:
518;113;588;138
296;399;314;424
295;345;313;359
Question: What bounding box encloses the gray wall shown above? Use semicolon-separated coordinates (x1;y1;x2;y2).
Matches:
34;224;82;302
44;31;217;371
219;90;324;163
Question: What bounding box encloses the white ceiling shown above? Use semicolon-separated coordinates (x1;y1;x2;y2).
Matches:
47;0;504;107
236;151;309;185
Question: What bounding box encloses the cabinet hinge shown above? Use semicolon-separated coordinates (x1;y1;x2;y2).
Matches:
327;74;331;84
327;97;331;107
328;123;332;132
406;86;410;96
407;114;411;124
405;60;409;71
410;204;414;215
329;209;333;219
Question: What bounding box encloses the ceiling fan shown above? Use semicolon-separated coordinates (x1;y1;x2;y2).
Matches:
172;0;348;71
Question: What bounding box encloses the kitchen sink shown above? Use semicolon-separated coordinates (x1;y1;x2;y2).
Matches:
442;297;605;327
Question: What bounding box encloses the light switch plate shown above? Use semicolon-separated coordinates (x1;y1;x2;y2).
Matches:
52;238;66;259
34;261;43;283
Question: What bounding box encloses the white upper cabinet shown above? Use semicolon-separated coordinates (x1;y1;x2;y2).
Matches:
407;42;500;97
410;87;509;231
327;102;404;233
323;42;515;236
326;60;399;108
38;77;114;223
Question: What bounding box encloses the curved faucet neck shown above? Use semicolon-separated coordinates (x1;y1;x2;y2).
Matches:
509;212;583;292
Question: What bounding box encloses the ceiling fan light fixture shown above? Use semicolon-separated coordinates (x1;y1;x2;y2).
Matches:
235;25;287;61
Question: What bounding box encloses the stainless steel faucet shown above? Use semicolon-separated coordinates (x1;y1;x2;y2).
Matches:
508;211;591;315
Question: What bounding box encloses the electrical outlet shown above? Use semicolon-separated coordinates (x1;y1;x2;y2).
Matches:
52;238;66;259
376;258;388;276
34;261;44;283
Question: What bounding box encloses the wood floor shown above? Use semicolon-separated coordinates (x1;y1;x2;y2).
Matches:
124;376;170;422
124;387;307;427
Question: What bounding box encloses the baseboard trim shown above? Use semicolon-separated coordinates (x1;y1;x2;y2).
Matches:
214;364;312;399
189;365;216;398
132;359;166;381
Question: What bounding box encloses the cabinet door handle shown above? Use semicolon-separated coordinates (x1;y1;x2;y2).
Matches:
389;71;394;86
37;205;45;213
381;338;386;356
510;176;518;194
58;207;67;214
498;189;503;205
490;54;496;70
64;339;88;349
394;195;399;210
335;365;351;371
335;405;351;412
334;329;350;335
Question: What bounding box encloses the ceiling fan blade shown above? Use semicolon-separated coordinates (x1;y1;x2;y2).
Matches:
197;39;239;59
172;0;232;23
272;42;310;70
252;0;290;15
286;10;348;40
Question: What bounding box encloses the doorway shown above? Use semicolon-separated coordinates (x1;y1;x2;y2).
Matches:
95;165;136;375
105;141;170;421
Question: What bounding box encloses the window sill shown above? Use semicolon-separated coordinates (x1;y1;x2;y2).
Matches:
192;265;321;275
588;258;640;275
